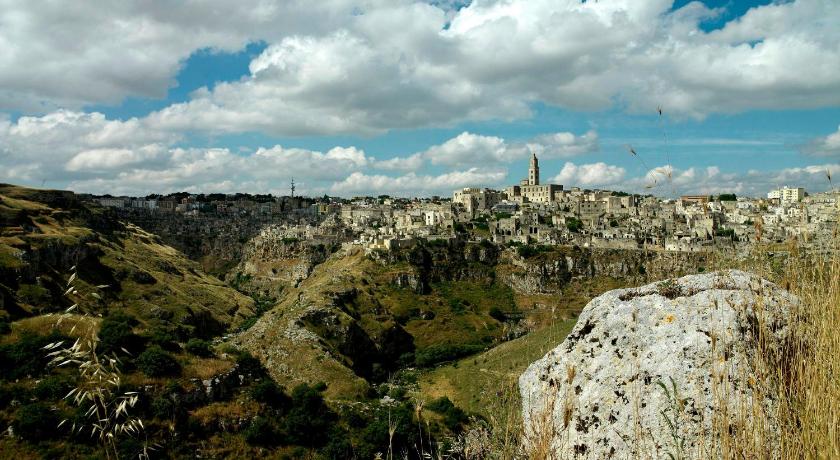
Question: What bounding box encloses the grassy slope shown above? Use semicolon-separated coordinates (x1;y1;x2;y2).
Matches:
237;247;521;400
417;275;629;417
0;184;254;327
419;317;577;417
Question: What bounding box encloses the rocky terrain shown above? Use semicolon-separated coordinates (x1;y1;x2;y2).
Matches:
520;270;796;459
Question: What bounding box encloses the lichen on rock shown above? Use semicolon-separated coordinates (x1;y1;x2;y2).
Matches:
519;270;796;459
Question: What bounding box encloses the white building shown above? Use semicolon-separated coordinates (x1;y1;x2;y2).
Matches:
768;186;805;204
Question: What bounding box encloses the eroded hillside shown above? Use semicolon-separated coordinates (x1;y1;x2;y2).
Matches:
0;184;254;332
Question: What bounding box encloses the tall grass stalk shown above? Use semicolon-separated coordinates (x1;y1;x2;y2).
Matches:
43;267;146;460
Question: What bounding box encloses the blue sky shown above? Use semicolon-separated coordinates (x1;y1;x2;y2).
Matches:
1;0;839;197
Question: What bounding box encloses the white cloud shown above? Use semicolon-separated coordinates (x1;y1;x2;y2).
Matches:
423;132;510;166
0;110;175;182
383;130;597;170
66;146;167;172
372;153;426;172
552;162;626;187
624;163;840;196
328;168;507;196
0;0;399;111
802;125;840;157
3;1;839;135
131;0;840;136
2;109;836;199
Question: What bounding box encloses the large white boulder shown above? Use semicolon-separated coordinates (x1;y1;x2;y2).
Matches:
519;270;796;459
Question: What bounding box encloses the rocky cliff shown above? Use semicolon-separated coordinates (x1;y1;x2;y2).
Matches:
499;246;712;294
520;270;795;459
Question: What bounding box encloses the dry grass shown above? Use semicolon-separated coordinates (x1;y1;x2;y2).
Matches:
1;314;100;345
769;239;840;458
473;233;840;459
182;356;236;380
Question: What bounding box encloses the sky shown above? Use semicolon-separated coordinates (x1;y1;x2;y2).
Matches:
1;0;840;198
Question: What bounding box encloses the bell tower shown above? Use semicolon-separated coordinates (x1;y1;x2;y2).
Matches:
528;152;539;186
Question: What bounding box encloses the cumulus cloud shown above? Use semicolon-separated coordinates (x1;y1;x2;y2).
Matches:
3;1;839;135
372;153;426;172
381;130;597;170
0;110;175;183
801;125;840;157
2;109;835;199
132;0;840;136
0;0;398;111
551;162;626;186
623;163;840;196
328;168;508;197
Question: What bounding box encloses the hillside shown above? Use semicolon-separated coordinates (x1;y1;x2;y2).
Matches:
0;184;254;329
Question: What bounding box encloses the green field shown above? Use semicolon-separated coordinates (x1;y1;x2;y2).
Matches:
418;316;578;417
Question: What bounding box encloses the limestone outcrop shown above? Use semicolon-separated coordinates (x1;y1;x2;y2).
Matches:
519;270;795;459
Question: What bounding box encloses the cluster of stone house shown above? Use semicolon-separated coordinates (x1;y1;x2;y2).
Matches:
89;154;839;256
366;154;838;253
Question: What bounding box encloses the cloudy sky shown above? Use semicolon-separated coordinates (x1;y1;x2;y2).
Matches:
1;0;839;198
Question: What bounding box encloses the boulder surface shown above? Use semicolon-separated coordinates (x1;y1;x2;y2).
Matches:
519;270;795;459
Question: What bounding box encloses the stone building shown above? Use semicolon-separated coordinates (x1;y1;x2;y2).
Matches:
505;153;563;204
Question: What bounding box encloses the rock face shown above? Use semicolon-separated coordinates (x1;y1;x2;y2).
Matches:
501;247;711;295
520;270;795;459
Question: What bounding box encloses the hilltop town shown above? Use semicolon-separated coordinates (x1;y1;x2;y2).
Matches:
89;154;840;260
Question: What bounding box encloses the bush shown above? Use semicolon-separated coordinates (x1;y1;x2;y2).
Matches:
426;396;468;431
516;244;552;259
415;344;484;367
184;338;213;357
14;402;61;441
33;374;74;400
0;331;68;380
282;383;336;447
244;416;277;446
0;383;31;408
146;326;180;351
151;395;176;420
98;312;142;355
136;345;180;377
566;217;584;233
250;380;290;409
235;350;266;377
488;306;506;322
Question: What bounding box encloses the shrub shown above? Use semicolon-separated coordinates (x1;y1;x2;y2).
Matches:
415;344;484;367
146;325;180;351
14;402;61;441
184;338;213;357
98;312;142;355
426;396;468;431
489;306;507;322
136;345;180;377
33;374;74;400
566;217;584;233
250;380;290;409
244;416;277;446
235;350;266;377
0;383;31;408
282;383;336;447
0;331;68;380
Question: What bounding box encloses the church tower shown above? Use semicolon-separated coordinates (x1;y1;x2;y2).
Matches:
528;152;540;185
